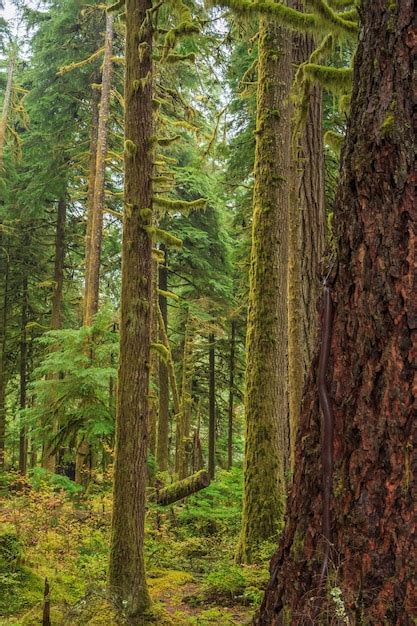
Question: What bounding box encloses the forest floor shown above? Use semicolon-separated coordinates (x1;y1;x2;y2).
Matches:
0;468;273;625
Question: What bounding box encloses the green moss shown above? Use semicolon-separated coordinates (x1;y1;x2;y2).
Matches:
303;64;353;94
124;139;137;157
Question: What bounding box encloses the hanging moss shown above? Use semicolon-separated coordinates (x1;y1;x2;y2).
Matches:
150;342;169;363
154;134;181;146
57;47;105;75
157;288;179;301
124;139;137;157
154;197;207;211
165;52;196;64
154;228;182;247
302;64;353;94
309;0;358;34
324;129;344;153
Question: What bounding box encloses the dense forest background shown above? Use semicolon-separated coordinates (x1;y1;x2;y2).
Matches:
0;0;415;625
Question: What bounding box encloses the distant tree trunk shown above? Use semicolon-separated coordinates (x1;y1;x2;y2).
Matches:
227;320;236;470
0;250;9;470
148;261;158;457
18;275;28;475
257;2;416;623
0;49;15;171
157;246;169;471
208;333;216;480
236;17;292;564
42;198;66;472
175;309;194;479
288;23;325;466
76;14;114;485
108;0;153;616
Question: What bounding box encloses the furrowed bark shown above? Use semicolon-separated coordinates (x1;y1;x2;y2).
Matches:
256;2;417;623
108;0;153;616
288;5;325;467
237;17;292;564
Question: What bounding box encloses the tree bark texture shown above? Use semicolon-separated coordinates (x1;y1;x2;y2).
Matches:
256;2;417;624
157;248;169;471
108;0;153;617
237;17;292;564
288;19;325;468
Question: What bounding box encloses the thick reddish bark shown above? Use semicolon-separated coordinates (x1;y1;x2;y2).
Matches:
257;2;417;624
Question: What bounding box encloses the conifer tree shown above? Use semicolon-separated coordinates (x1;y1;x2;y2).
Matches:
108;0;153;615
257;1;416;622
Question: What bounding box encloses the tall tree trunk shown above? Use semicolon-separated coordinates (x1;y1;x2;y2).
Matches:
208;333;216;480
0;249;9;470
76;14;114;484
108;0;153;616
0;49;15;171
227;320;236;470
257;2;416;623
157;247;169;471
175;308;194;479
148;260;158;457
288;24;325;467
42;198;66;472
236;17;292;564
18;275;28;475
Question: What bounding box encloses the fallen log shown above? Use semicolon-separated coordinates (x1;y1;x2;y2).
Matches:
150;470;210;506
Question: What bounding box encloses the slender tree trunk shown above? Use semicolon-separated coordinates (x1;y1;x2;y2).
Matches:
0;250;9;470
236;17;292;564
208;333;216;480
76;14;114;484
288;23;325;467
175;308;194;479
108;0;153;616
18;275;28;475
257;2;417;624
83;13;114;325
0;49;15;171
148;261;158;457
157;247;169;471
227;320;236;470
42;198;66;472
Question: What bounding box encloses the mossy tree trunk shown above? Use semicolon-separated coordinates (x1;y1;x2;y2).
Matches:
157;247;169;471
76;14;114;485
175;308;194;480
0;249;9;471
256;2;417;623
227;320;236;470
236;17;292;564
108;0;153;617
288;20;325;466
208;333;216;480
42;198;67;472
0;49;15;171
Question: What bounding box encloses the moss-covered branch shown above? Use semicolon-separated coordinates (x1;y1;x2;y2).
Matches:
302;64;353;94
150;470;210;505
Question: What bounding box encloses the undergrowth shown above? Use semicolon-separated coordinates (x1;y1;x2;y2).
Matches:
0;467;272;625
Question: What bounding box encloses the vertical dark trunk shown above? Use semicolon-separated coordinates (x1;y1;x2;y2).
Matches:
288;18;325;466
227;320;236;470
208;333;216;480
175;308;194;479
109;0;153;616
19;275;28;475
0;248;9;470
43;197;66;472
157;245;169;471
257;2;416;624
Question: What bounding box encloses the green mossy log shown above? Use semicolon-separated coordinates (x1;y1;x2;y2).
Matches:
150;470;210;506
